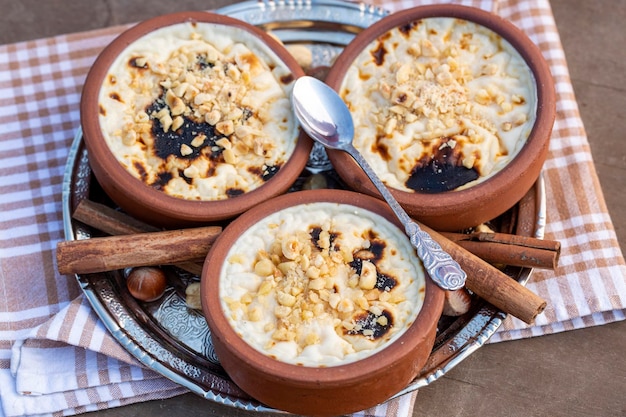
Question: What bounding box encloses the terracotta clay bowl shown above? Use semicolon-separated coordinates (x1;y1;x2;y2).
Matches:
324;4;556;231
201;189;445;416
80;11;311;228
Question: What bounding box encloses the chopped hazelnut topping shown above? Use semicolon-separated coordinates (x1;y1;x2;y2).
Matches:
224;220;410;354
183;165;199;178
340;17;537;192
100;23;298;202
180;144;193;156
171;115;184;131
165;89;186;116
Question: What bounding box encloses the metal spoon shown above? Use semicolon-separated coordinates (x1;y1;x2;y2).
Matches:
292;76;466;291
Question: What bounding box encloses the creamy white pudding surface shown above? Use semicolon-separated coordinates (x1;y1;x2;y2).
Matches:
98;22;298;200
340;17;537;192
220;202;426;367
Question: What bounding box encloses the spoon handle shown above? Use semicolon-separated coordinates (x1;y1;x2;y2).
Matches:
347;146;466;291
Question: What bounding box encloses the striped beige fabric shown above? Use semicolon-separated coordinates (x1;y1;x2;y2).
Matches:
0;0;624;416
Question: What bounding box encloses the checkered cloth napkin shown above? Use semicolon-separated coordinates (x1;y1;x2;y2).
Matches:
1;0;624;416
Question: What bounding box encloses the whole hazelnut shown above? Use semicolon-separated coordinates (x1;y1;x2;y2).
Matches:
126;266;167;302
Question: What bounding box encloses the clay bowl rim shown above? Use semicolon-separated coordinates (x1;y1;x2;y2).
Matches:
323;4;556;219
80;11;311;224
201;188;445;386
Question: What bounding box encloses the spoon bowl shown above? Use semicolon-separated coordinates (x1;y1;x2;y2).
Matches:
292;76;466;291
293;76;354;149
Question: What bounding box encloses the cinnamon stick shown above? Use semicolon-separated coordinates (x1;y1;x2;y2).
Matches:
421;224;547;324
57;226;221;275
441;231;561;269
73;199;160;235
72;200;204;275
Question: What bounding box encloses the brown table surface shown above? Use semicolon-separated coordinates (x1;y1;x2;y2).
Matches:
3;1;624;416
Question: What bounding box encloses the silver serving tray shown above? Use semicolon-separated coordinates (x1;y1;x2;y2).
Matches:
62;0;546;413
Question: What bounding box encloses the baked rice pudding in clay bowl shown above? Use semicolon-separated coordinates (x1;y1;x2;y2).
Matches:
201;189;445;416
323;4;556;232
80;11;311;227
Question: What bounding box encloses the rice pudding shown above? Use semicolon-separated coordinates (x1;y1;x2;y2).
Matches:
98;22;298;201
340;17;537;192
219;202;425;367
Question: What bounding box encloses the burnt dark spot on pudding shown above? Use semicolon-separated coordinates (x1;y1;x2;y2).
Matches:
180;169;193;184
226;188;245;198
350;257;398;292
394;93;408;104
153;171;173;190
374;273;397;292
99;105;106;116
371;42;387;66
240;52;261;71
405;137;479;193
398;20;419;36
347;309;394;339
128;56;148;69
146;95;227;160
309;226;340;251
262;164;280;181
195;53;215;70
358;70;371;81
310;226;322;249
372;136;391;161
133;160;147;181
242;107;254;121
350;237;398;292
109;92;123;103
280;73;295;85
247;164;281;182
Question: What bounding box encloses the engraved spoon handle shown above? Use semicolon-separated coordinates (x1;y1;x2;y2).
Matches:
346;145;466;291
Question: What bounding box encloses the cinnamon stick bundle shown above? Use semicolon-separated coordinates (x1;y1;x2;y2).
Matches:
75;200;559;271
62;199;549;324
441;231;561;269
